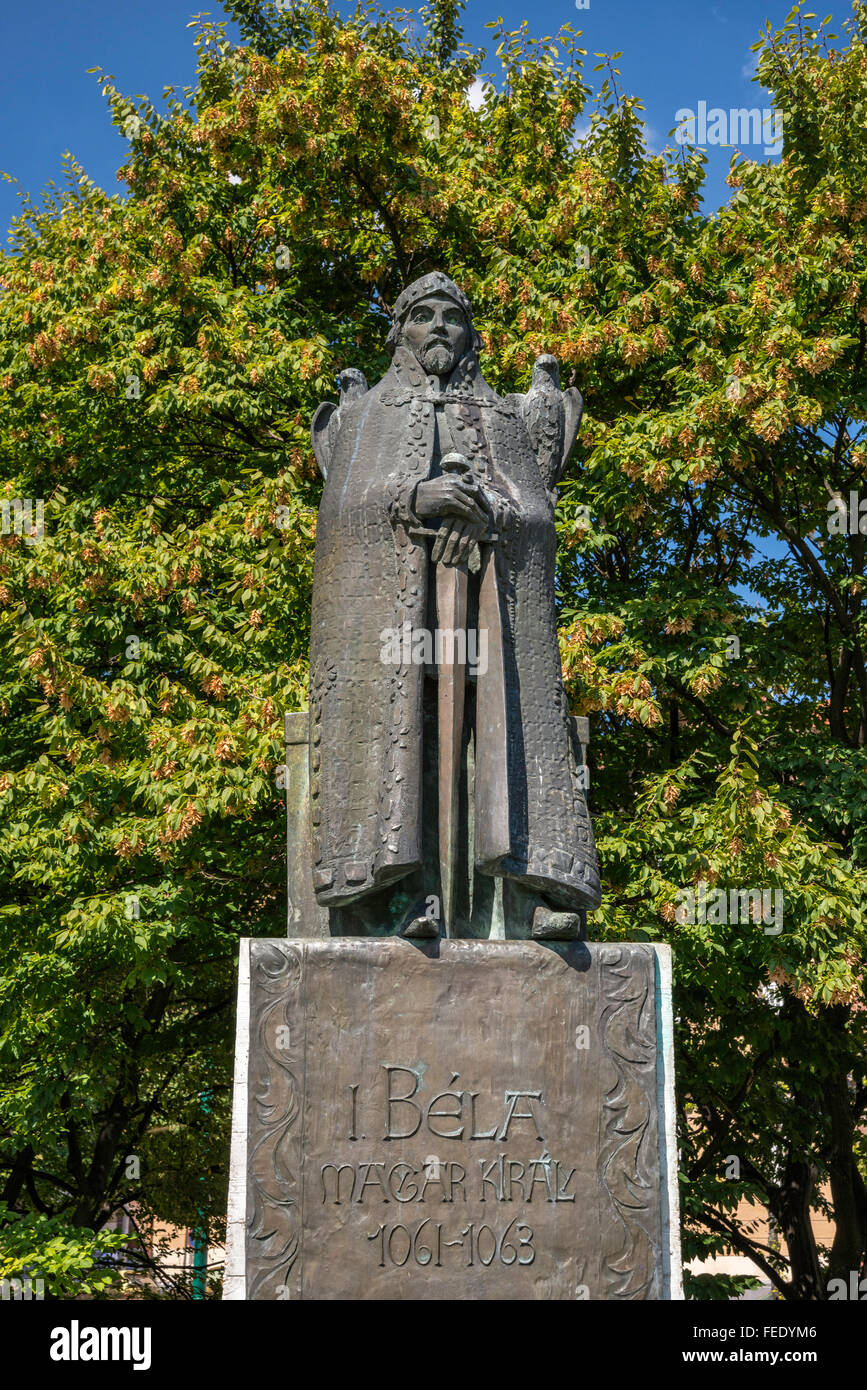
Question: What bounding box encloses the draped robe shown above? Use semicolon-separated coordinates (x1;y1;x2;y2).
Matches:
308;345;600;923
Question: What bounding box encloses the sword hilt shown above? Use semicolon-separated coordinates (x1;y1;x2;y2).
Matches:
440;451;473;474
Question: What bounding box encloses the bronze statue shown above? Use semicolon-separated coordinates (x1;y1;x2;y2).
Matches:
308;271;599;940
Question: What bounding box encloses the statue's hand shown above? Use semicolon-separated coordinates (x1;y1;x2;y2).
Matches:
431;519;488;566
414;475;490;528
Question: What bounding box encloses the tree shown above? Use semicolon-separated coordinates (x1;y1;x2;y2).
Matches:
0;0;864;1297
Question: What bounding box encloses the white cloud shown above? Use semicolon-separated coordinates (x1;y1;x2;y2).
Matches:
569;116;655;153
642;122;659;154
467;78;486;110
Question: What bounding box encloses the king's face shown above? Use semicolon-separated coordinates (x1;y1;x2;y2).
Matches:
400;294;470;377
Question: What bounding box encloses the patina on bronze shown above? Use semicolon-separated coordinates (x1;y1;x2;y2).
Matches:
308;272;599;940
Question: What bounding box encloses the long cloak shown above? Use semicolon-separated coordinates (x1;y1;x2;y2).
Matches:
308;345;600;915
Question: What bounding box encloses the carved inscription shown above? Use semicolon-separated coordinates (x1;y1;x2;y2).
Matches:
317;1065;578;1267
320;1152;576;1205
366;1217;536;1268
375;1065;545;1142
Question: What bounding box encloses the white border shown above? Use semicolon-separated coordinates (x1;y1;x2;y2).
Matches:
222;938;250;1300
654;943;684;1299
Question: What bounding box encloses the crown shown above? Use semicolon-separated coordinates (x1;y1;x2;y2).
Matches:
391;271;473;324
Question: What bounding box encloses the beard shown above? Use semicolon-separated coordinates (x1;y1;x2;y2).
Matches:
417;338;459;375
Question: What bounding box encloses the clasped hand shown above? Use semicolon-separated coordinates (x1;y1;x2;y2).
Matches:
414;474;493;566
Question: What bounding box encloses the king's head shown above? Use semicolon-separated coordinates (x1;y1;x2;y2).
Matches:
387;271;482;378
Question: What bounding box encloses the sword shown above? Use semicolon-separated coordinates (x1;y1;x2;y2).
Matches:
436;575;467;939
434;451;479;937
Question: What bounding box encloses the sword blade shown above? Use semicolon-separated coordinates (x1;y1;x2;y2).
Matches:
474;544;510;865
436;559;468;937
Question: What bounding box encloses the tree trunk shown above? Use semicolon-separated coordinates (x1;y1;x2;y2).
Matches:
774;1157;823;1299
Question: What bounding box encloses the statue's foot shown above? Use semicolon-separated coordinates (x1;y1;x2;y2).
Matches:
401;914;440;939
532;907;582;941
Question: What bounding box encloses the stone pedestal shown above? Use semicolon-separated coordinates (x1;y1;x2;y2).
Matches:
224;937;681;1300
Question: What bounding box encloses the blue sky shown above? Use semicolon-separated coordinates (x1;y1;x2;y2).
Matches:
0;0;799;586
0;0;807;237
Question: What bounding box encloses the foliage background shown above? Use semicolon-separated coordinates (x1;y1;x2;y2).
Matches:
0;0;865;1298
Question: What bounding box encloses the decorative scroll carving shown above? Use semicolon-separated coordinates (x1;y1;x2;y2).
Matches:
598;944;660;1300
246;942;303;1300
